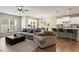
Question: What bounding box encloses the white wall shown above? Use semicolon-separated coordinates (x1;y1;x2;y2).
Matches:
21;16;26;30
56;18;63;24
38;16;57;31
21;16;57;31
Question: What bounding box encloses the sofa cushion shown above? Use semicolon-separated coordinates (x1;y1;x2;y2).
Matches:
27;29;34;33
35;28;41;32
43;31;49;36
22;28;27;32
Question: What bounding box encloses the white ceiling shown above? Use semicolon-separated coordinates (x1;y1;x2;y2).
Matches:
0;6;79;18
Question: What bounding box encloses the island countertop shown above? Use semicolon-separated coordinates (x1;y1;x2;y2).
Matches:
54;28;79;30
53;27;79;41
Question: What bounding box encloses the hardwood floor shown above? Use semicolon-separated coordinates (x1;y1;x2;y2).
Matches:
1;36;79;52
56;37;79;52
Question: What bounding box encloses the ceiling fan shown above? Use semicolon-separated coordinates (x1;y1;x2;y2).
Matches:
17;6;29;13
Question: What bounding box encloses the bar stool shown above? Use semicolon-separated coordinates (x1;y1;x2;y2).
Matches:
66;29;77;40
66;29;73;39
73;30;77;40
58;29;65;38
64;29;69;39
52;28;57;36
52;28;57;32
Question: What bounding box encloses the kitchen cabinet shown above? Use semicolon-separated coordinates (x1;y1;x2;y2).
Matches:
57;16;79;25
70;17;79;24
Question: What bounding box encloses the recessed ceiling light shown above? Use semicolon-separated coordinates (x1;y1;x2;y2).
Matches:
67;8;72;14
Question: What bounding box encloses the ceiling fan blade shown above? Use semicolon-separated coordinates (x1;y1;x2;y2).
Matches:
15;6;29;13
24;9;29;11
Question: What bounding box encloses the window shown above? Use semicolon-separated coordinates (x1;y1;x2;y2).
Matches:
1;16;9;25
0;15;18;33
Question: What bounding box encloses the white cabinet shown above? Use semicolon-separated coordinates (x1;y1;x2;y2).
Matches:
57;16;79;25
56;18;63;24
56;17;70;24
70;17;79;24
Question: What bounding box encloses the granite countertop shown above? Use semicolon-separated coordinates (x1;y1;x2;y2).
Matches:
54;28;79;30
60;28;79;29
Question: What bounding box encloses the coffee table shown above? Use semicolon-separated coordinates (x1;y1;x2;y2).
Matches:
5;34;25;45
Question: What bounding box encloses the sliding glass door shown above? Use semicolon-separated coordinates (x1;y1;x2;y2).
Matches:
1;15;9;33
0;15;17;33
9;16;17;32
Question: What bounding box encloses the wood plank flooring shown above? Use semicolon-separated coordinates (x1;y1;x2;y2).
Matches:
56;37;79;52
1;36;79;52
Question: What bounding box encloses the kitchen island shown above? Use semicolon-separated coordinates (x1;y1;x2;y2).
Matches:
52;28;79;41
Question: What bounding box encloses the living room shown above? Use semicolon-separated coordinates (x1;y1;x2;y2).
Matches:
0;6;57;52
0;6;79;52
